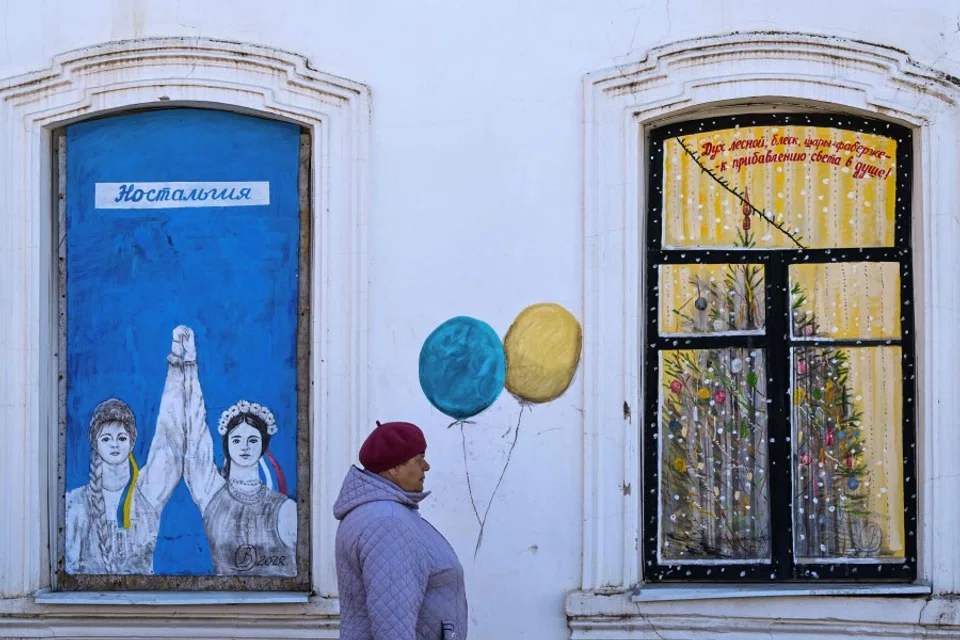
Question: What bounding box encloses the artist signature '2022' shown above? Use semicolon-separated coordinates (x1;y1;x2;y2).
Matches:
232;544;288;572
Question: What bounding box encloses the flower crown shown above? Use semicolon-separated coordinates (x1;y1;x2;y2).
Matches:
218;400;278;436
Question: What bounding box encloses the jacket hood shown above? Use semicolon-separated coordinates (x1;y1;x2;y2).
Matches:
333;465;429;520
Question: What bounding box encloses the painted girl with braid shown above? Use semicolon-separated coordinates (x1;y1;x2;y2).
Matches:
64;328;190;575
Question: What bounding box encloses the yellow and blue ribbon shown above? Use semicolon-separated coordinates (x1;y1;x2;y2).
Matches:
115;454;139;529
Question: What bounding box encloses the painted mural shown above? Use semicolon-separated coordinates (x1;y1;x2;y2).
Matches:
419;303;582;555
63;108;302;579
653;116;909;573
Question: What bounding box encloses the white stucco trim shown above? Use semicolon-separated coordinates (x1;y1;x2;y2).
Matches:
575;30;960;638
0;37;369;610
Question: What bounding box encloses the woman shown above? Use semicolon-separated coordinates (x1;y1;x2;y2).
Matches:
178;326;297;577
334;420;468;639
64;329;189;575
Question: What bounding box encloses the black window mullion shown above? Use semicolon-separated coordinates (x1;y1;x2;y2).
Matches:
643;129;663;580
790;339;904;348
656;249;906;266
653;250;771;265
781;248;905;264
900;254;919;575
765;253;793;578
643;256;660;578
653;334;765;350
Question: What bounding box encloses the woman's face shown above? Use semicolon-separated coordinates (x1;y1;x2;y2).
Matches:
96;422;133;466
385;453;430;492
227;421;264;468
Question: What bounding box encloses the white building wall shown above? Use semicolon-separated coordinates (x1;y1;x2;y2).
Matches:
0;2;959;639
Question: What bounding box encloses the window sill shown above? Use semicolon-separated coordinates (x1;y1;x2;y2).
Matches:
632;582;932;602
33;588;311;606
567;586;949;638
5;591;339;638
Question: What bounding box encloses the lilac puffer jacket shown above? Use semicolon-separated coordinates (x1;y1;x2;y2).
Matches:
334;466;468;640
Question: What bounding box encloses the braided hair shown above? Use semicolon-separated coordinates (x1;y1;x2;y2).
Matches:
86;398;136;573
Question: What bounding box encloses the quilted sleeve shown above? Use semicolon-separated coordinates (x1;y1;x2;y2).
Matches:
358;515;428;640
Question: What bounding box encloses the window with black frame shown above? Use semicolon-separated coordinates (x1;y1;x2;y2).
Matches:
642;113;916;582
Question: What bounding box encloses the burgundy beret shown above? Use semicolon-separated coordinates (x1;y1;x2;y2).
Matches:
359;420;427;473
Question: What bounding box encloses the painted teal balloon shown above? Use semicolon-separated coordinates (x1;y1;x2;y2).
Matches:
419;316;506;421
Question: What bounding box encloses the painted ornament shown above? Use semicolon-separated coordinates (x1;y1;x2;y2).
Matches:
741;189;753;230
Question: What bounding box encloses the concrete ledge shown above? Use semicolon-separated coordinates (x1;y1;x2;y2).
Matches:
0;618;339;639
632;582;932;602
566;588;955;639
1;592;340;640
33;588;311;606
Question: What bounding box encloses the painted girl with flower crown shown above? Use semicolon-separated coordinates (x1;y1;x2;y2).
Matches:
177;325;297;577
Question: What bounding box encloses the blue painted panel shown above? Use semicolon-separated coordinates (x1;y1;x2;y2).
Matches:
65;108;301;576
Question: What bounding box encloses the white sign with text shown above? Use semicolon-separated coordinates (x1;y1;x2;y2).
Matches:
95;182;270;209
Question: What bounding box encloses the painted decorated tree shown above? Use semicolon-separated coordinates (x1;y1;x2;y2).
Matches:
661;225;879;560
791;287;880;558
661;229;770;560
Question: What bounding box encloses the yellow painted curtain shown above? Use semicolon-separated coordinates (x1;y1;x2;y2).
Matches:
662;125;897;249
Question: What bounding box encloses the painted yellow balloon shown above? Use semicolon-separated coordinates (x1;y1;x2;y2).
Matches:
503;303;582;404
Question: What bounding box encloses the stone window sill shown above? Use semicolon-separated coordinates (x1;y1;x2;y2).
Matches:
566;585;956;637
33;588;311;606
631;582;932;602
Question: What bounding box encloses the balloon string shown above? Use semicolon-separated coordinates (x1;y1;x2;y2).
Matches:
474;403;526;558
460;423;483;530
